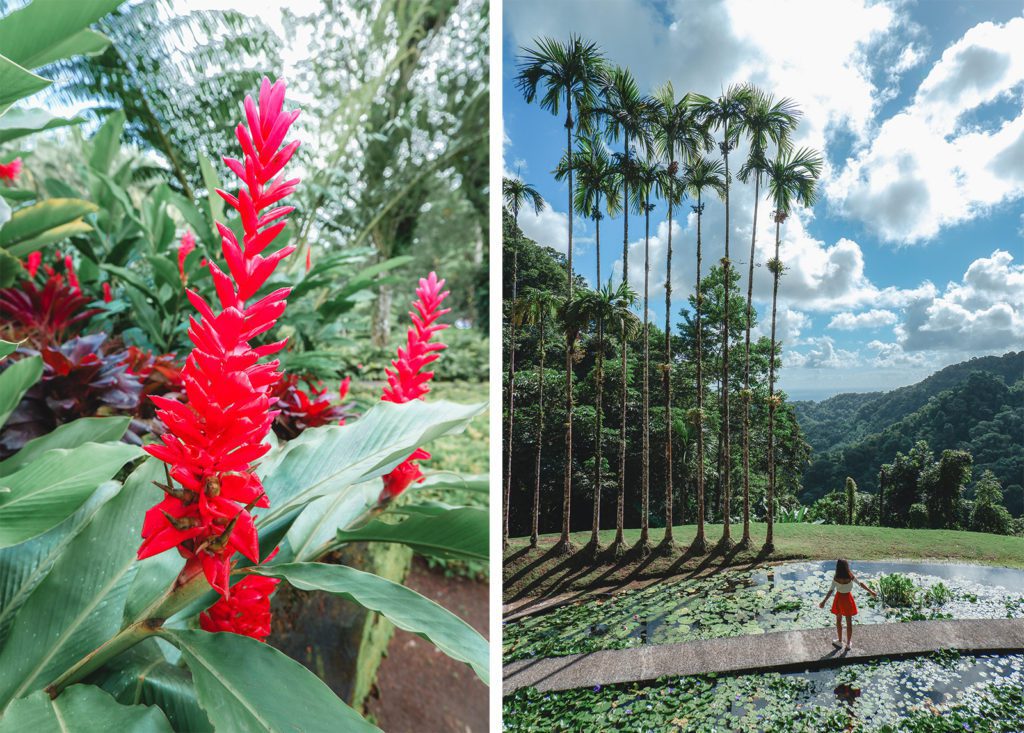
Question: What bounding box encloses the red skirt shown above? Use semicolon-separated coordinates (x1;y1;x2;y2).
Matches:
831;591;858;616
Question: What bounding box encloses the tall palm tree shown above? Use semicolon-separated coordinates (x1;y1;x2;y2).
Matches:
734;89;798;549
556;135;621;553
563;280;640;549
695;84;752;548
516;36;605;553
631;157;660;554
502;176;546;548
681;156;727;555
513;288;561;548
763;147;822;553
593;65;654;555
649;84;713;550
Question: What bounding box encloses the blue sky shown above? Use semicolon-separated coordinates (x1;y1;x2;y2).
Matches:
502;0;1024;400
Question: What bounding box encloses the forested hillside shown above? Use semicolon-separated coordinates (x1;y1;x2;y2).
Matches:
797;352;1023;515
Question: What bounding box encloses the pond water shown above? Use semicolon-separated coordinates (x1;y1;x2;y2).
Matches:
503;561;1024;662
503;652;1024;731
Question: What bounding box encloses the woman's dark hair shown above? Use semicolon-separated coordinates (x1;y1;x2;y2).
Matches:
835;558;852;581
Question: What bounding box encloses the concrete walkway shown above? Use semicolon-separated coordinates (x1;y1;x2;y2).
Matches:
503;618;1024;694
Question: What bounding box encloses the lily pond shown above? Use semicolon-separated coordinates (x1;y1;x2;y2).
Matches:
503;561;1024;662
503;652;1024;731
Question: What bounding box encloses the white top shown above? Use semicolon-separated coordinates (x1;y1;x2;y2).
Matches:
831;579;854;593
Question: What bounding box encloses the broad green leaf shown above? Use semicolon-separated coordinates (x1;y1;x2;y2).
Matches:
0;188;10;228
253;563;489;684
0;187;36;202
89;110;126;175
0;354;41;429
0;481;119;646
0;0;121;70
162;629;379;733
0;416;130;477
0;684;173;733
0;107;83;145
256;399;485;531
0;248;19;287
19;27;111;69
0;53;49;113
0;442;140;548
0;460;161;707
101;263;157;300
0;198;98;248
198;153;223;224
7;219;94;257
280;480;380;563
417;472;490;494
0;339;18;359
334;506;488;562
100;641;213;733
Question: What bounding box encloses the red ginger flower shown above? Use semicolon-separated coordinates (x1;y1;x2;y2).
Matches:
177;231;197;284
0;157;22;183
199;573;280;642
378;272;450;502
25;252;41;278
138;77;300;599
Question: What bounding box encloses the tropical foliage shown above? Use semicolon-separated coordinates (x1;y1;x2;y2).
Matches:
504;35;820;555
0;1;487;729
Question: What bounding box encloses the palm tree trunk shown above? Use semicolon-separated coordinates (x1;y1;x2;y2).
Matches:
504;211;520;548
532;314;546;547
692;194;707;555
740;175;760;549
558;96;574;553
638;198;651;554
720;136;733;548
661;190;674;548
614;134;631;555
765;217;781;554
590;214;603;550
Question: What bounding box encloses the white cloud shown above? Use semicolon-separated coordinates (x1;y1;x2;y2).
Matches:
828;15;1024;244
829;309;898;330
785;336;859;369
895;248;1024;352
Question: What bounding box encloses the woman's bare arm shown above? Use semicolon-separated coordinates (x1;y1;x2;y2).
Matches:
854;576;878;597
819;584;834;608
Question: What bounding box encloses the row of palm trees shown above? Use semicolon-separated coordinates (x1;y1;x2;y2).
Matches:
503;34;822;558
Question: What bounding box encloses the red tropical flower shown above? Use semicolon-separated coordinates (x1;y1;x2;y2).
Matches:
199;573;280;641
138;77;300;598
64;255;80;292
0;157;22;183
102;282;113;303
270;372;352;440
25;252;41;278
177;231;197;284
0;272;101;344
378;272;449;502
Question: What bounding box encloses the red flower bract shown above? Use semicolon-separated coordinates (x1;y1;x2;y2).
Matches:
177;231;197;284
0;157;22;183
378;272;450;502
139;77;300;600
199;573;280;642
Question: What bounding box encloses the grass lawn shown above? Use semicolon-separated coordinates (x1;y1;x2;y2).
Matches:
503;522;1024;603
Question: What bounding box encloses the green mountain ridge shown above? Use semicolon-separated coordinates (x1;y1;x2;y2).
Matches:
795;352;1023;515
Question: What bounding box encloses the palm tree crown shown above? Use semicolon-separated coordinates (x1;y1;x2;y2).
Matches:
515;35;606;128
503;176;546;220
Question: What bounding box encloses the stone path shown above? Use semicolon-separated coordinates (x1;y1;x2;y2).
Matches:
503;618;1024;694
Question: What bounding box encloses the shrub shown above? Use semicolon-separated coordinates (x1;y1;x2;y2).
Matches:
907;502;928;529
971;470;1013;535
879;573;918;607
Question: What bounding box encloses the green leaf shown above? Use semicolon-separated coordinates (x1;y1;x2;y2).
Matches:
0;339;18;359
253;563;489;684
89;110;126;175
0;107;84;145
0;0;121;70
0;198;98;249
0;53;49;114
280;481;380;563
0;442;140;548
256;399;485;532
334;506;488;562
99;641;213;733
161;629;379;733
0;187;36;202
198;153;223;225
0;684;173;733
0;460;161;708
0;248;19;287
417;472;490;494
0;355;41;429
0;416;130;477
0;481;119;646
7;219;94;258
